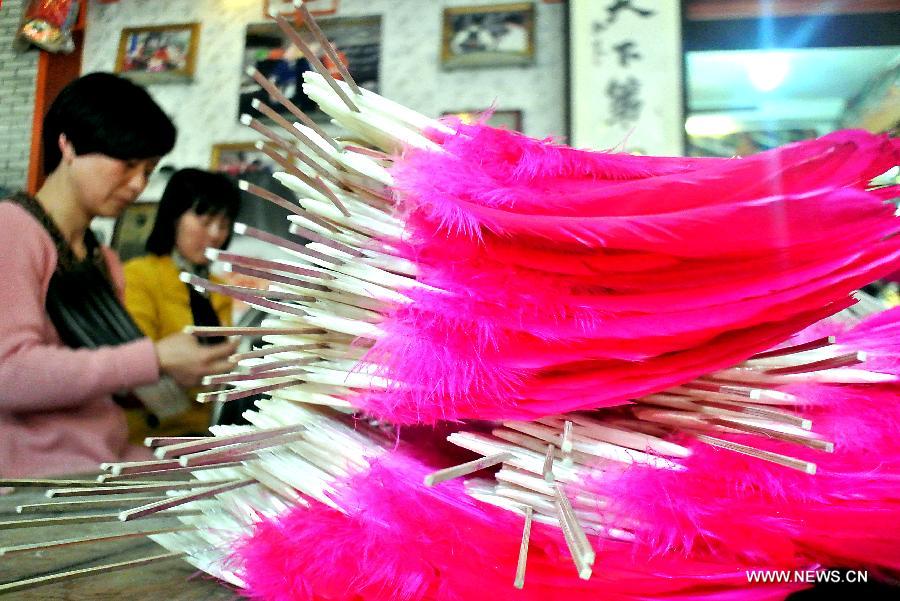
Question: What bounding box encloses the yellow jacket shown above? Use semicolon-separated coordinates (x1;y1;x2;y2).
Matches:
123;254;233;441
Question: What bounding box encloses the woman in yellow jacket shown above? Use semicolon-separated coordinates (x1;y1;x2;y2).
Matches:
123;168;240;441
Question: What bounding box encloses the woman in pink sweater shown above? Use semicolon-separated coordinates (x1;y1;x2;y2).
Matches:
0;73;237;478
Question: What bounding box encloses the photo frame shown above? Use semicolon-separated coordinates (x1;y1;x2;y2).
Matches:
210;142;282;177
240;16;381;123
111;202;158;262
115;23;200;84
443;109;524;132
264;0;340;19
441;3;535;70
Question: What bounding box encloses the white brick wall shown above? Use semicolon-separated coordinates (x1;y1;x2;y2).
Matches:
0;0;568;190
0;0;38;190
83;0;567;171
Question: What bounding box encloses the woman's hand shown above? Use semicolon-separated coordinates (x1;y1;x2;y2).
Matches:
154;333;238;388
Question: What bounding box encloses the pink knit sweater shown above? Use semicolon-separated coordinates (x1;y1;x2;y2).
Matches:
0;202;159;478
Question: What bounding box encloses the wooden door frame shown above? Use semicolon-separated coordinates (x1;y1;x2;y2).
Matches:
26;0;88;194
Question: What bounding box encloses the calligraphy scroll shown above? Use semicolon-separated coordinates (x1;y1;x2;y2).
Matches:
570;0;683;155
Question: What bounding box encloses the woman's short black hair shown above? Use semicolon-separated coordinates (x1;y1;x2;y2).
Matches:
145;168;242;256
43;72;176;172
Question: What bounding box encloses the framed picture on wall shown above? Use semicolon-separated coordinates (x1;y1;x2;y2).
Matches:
111;202;158;262
115;23;200;84
441;3;535;70
240;16;381;123
210;142;281;177
264;0;340;19
443;109;524;132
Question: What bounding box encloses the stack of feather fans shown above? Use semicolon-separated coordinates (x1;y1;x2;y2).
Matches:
2;7;899;600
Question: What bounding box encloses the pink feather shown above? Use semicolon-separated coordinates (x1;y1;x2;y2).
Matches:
394;127;897;235
590;311;900;575
346;127;900;424
232;451;807;601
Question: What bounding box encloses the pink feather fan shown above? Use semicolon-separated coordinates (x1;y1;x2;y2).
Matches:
203;78;900;598
589;308;900;574
354;125;900;424
216;114;899;597
233;447;807;601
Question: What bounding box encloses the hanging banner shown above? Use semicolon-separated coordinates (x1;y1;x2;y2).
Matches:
570;0;684;155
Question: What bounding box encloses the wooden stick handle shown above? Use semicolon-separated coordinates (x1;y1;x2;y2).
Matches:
513;506;533;589
555;483;595;565
0;510;200;531
0;527;189;557
694;433;817;474
542;444;555;483
118;479;257;521
0;551;186;594
423;452;512;486
155;425;304;459
97;461;246;481
296;1;361;94
274;15;360;112
246;66;340;148
45;481;235;497
16;497;167;514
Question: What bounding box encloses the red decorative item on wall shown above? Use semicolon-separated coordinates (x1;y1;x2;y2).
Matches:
18;0;79;53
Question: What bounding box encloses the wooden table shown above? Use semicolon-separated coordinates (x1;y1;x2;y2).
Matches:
0;486;237;600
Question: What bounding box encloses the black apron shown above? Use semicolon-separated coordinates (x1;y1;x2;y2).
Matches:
6;192;145;349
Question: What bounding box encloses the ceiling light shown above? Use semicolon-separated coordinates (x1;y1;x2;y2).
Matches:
746;52;791;92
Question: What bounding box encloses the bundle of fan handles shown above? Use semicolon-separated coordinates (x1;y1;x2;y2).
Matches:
2;5;899;600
